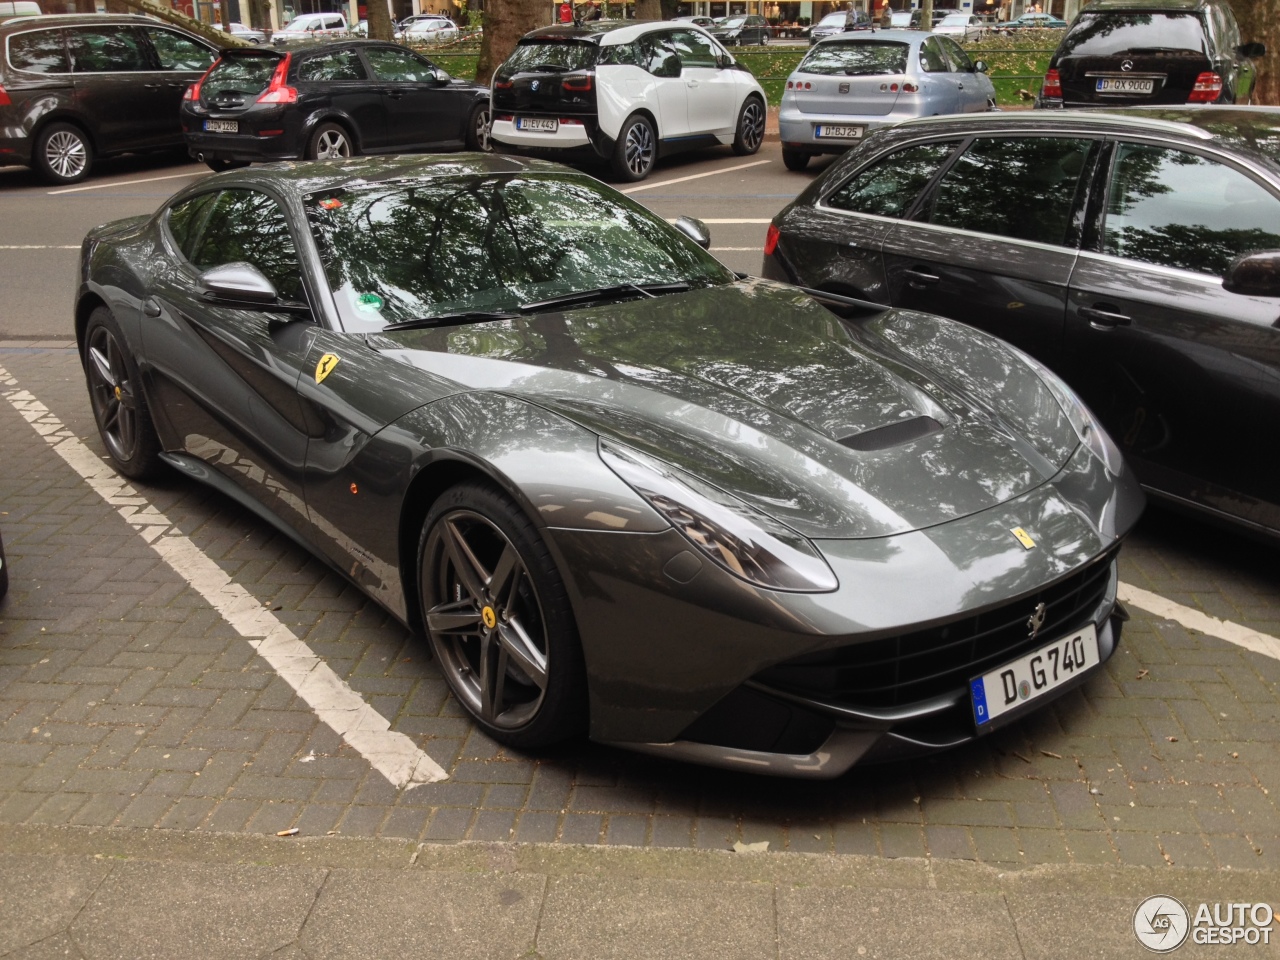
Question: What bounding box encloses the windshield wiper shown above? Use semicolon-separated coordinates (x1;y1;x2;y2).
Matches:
382;309;518;332
519;282;693;314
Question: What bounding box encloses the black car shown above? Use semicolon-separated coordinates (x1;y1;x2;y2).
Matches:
0;14;218;184
711;14;771;46
181;41;490;170
1037;0;1264;107
764;108;1280;539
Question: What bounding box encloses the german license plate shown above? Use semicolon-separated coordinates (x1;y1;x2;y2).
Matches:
971;623;1099;728
814;123;864;139
1095;77;1155;94
516;117;558;132
203;119;239;134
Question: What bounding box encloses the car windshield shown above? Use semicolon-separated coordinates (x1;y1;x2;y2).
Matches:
1058;12;1207;57
817;13;845;26
305;173;734;330
940;14;968;23
202;53;279;99
282;17;316;29
720;17;746;27
500;39;598;73
799;40;909;76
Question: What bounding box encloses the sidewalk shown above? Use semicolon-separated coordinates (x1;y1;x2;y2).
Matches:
4;823;1279;958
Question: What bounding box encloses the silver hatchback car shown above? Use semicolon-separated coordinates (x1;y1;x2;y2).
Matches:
778;30;996;170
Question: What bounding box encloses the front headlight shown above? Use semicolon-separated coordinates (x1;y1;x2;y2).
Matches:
599;440;838;593
1017;352;1124;475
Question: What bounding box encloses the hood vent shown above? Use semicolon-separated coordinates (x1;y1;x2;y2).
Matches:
837;415;943;452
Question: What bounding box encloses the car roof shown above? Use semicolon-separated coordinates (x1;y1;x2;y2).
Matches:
519;20;654;43
0;12;191;32
813;29;925;45
1081;0;1207;11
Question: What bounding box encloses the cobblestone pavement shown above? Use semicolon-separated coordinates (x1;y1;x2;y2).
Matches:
1;343;1279;873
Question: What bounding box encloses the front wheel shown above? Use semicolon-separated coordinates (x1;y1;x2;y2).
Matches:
611;113;657;182
732;97;765;156
782;147;810;171
419;482;586;748
82;307;164;481
307;122;354;160
34;122;93;185
465;102;492;152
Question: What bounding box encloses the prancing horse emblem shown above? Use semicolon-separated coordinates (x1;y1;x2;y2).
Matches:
1026;602;1047;639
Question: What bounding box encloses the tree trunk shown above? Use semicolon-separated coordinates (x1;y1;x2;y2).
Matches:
634;0;660;19
476;0;546;85
1227;0;1278;105
116;0;253;47
919;0;933;30
367;0;396;41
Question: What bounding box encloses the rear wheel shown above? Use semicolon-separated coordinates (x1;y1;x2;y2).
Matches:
782;147;811;171
611;113;656;182
419;481;586;747
307;122;354;160
82;307;164;481
465;102;492;152
732;96;765;156
34;122;93;185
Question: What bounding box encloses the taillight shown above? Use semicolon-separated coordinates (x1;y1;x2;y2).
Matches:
1042;68;1062;99
495;113;514;122
0;84;11;107
562;73;593;93
764;223;780;256
1189;71;1222;102
494;79;513;90
256;54;297;104
901;82;919;93
184;57;220;101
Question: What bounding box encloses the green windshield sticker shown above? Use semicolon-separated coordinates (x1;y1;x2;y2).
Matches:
355;292;384;313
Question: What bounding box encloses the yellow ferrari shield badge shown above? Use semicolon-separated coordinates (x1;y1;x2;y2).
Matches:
314;353;340;384
481;606;497;630
1011;527;1036;550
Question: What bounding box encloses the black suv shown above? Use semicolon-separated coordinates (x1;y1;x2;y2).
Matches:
0;14;218;184
181;41;490;170
1037;0;1264;107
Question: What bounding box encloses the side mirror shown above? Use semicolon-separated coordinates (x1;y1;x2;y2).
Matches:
200;262;309;314
1237;41;1266;59
1223;250;1280;297
673;216;711;249
973;59;989;73
432;67;451;83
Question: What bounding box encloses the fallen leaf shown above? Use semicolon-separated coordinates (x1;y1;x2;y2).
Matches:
276;828;299;837
1136;669;1149;680
732;840;769;854
1041;750;1062;759
1089;787;1102;795
1161;850;1174;866
1231;752;1239;759
1166;736;1178;742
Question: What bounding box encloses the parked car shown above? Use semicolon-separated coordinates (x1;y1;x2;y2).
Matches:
889;11;912;26
0;1;41;23
1038;0;1262;107
808;10;872;46
1003;12;1067;29
765;108;1280;538
75;154;1140;775
271;12;347;44
674;15;717;29
222;21;266;43
710;14;770;45
935;13;986;40
778;31;995;171
910;7;959;28
490;21;766;182
181;41;490;169
401;15;458;42
0;13;218;184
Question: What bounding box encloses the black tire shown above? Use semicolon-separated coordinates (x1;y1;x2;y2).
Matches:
782;147;811;171
307;121;354;160
33;122;93;185
610;113;657;182
731;96;765;156
418;481;586;748
465;102;492;152
204;157;250;172
82;306;164;481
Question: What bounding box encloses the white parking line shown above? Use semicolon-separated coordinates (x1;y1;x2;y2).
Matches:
0;366;448;790
48;169;206;196
1119;582;1280;663
622;159;772;194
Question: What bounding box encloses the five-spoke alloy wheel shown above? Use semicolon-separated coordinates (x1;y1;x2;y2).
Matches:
308;122;354;160
82;307;163;480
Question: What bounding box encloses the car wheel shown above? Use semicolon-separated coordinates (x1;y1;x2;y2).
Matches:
34;122;93;185
82;307;164;481
759;32;768;45
732;96;765;156
611;113;656;182
307;122;354;160
204;158;250;172
466;102;492;152
782;147;810;171
419;481;586;748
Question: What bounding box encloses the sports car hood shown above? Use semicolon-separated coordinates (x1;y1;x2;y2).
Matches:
376;280;1081;539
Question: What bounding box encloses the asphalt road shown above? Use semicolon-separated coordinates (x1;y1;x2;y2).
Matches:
2;143;1279;893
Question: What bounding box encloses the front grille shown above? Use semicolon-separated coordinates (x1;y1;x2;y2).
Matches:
755;550;1117;708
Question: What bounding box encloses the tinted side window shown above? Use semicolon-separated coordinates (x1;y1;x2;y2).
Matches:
298;49;365;81
919;38;947;73
324;16;344;30
638;32;680;77
668;29;718;68
940;37;972;71
167;192;220;261
926;137;1093;246
1104;143;1280;276
827;141;960;217
68;26;149;72
364;46;434;82
144;28;214;71
7;29;69;73
189;190;303;302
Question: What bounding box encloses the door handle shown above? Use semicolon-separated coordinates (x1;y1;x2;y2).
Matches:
903;267;940;286
143;82;163;89
386;90;404;99
687;80;700;87
1079;304;1131;329
143;299;162;318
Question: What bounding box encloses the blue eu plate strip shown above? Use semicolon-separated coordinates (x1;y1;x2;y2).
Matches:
971;677;990;726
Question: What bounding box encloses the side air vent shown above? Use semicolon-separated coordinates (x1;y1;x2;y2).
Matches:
837;416;943;452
